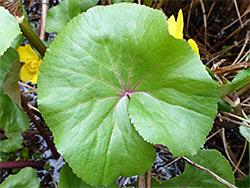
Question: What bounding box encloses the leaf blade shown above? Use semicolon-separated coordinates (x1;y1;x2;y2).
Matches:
0;6;21;57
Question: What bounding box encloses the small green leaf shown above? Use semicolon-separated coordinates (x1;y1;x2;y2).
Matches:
0;48;17;95
152;149;235;187
239;115;250;142
0;167;39;188
0;6;21;57
240;126;250;142
77;0;99;12
217;98;232;112
3;55;21;107
143;0;153;6
236;174;250;188
59;163;118;188
217;68;250;98
11;34;24;50
45;0;98;33
38;3;217;186
0;48;29;153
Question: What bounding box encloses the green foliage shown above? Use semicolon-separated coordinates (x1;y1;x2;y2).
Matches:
217;98;232;112
0;6;21;57
45;0;98;33
3;54;22;107
11;34;24;50
0;48;29;153
239;115;250;142
0;167;40;188
143;0;154;6
217;68;250;98
152;149;235;187
236;174;250;188
38;3;217;186
59;163;118;188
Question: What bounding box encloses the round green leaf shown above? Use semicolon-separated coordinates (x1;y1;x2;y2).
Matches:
0;6;21;57
38;3;217;186
0;167;39;188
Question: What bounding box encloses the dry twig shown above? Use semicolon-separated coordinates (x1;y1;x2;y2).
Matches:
221;128;246;176
146;170;151;188
232;31;249;65
222;111;250;125
199;0;207;51
233;140;248;174
138;174;146;188
50;172;58;188
233;0;244;28
40;0;49;40
183;156;237;188
205;128;222;142
216;114;250;128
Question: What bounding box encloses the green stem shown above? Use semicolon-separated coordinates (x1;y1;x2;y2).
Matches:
237;83;250;96
19;20;47;57
156;0;165;9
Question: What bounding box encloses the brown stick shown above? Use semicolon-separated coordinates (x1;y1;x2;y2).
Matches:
199;0;207;51
182;156;237;188
212;62;249;74
21;94;60;159
221;128;246;177
233;140;248;174
40;0;49;40
216;114;250;128
146;170;151;188
138;174;146;188
232;31;249;65
0;161;44;169
233;0;244;28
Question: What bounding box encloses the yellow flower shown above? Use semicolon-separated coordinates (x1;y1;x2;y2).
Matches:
167;9;200;58
17;44;42;84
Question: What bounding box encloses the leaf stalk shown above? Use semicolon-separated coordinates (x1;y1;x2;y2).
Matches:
19;20;47;57
21;94;60;159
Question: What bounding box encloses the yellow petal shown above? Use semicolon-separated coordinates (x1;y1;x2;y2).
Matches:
188;39;200;58
17;44;38;62
167;15;177;38
176;9;184;39
30;72;39;84
30;59;42;84
38;59;42;67
20;65;37;82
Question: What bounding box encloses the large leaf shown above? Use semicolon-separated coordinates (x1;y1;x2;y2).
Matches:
0;167;39;188
152;149;235;187
38;3;217;186
0;47;29;153
217;68;250;98
59;163;118;188
0;6;21;57
45;0;98;33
